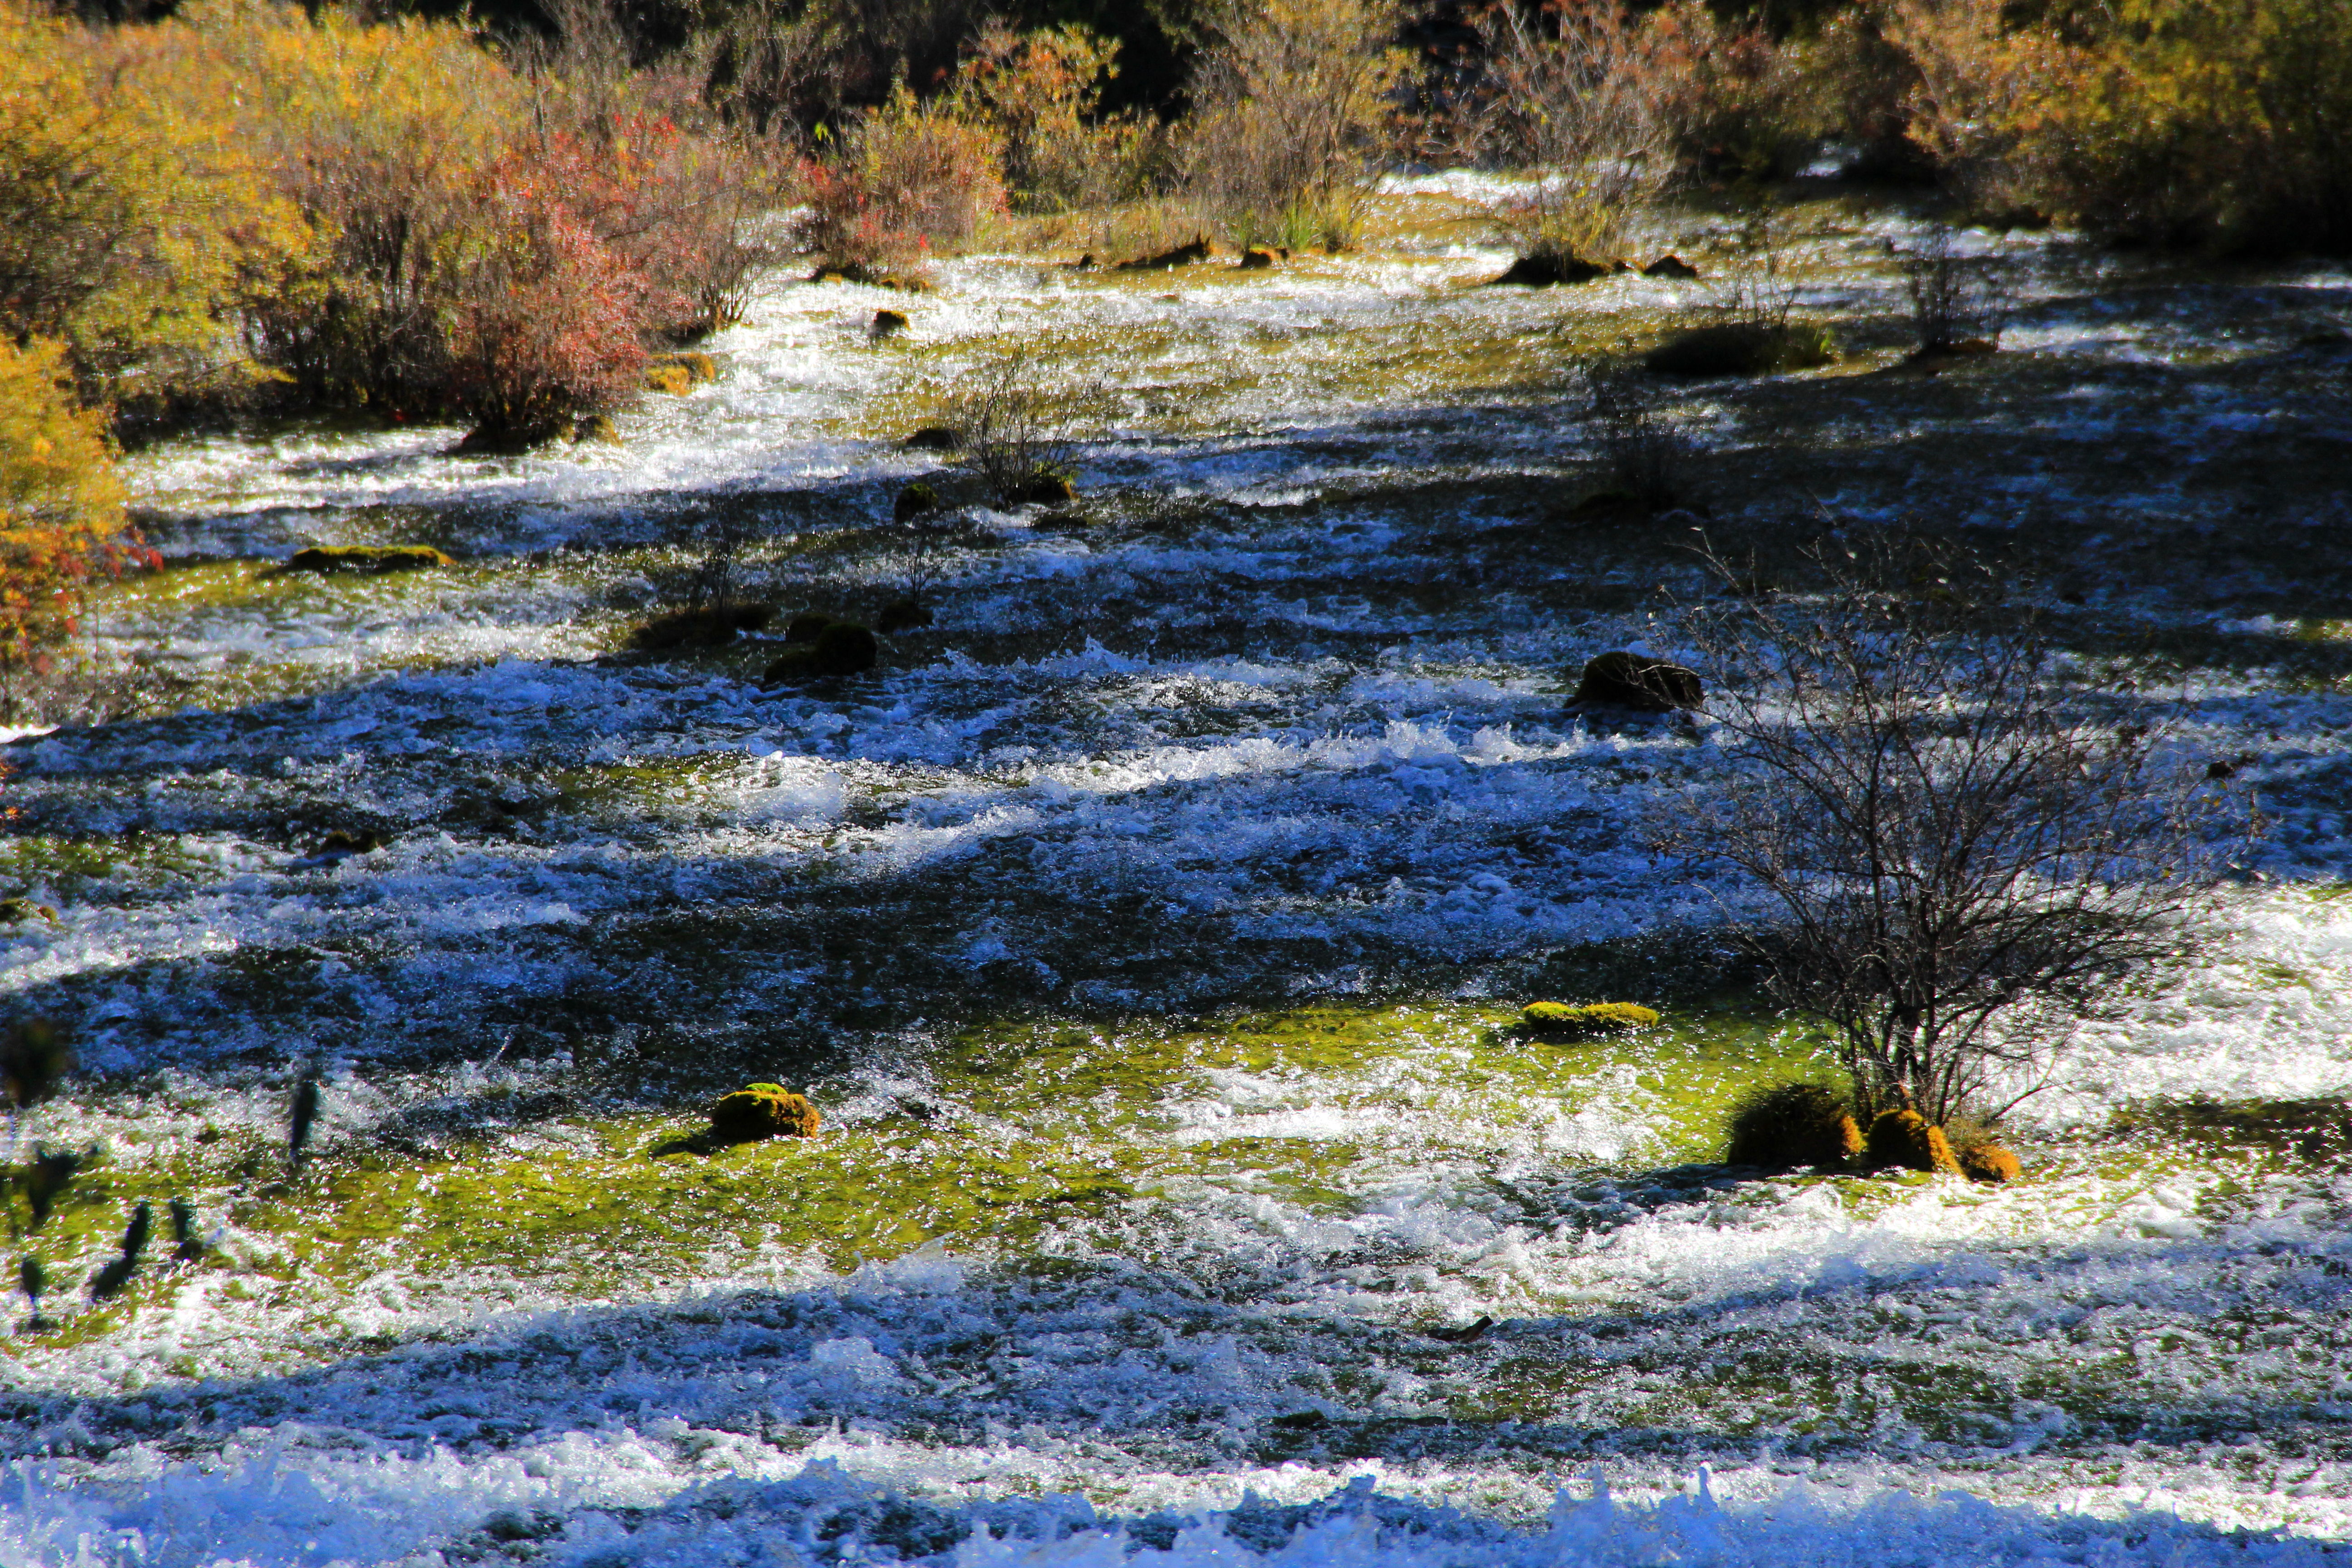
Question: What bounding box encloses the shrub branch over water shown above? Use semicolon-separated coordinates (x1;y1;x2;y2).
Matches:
1659;532;2248;1126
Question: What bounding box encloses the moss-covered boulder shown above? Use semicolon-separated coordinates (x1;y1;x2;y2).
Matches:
710;1082;821;1142
764;622;877;683
1238;247;1279;270
1725;1083;1863;1171
870;309;910;339
0;897;59;926
1866;1109;1961;1175
278;545;453;575
1518;1000;1658;1041
572;412;623;445
783;611;837;644
877;598;933;633
643;354;717;395
631;603;777;650
1958;1142;2023;1183
1646;322;1833;378
1574;651;1702;710
1009;467;1077;505
811;262;933;292
895;480;943;522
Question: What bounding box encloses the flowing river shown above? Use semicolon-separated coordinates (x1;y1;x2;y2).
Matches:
0;178;2348;1567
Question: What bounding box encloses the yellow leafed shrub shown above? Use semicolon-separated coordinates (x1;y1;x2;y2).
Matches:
1891;0;2352;253
0;339;153;717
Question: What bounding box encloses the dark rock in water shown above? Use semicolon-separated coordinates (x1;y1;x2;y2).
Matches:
1646;323;1833;377
1238;246;1278;270
0;897;58;926
876;598;933;633
1642;255;1700;279
571;413;623;445
1117;238;1213;271
630;603;777;650
1035;507;1089;533
783;611;837;644
276;545;452;575
1574;651;1703;710
905;425;963;450
2;1022;71;1108
870;309;910;339
710;1083;821;1141
811;262;933;292
1491;252;1610;286
1072;253;1096;271
1725;1083;1862;1171
291;828;389;869
764;623;877;683
895;480;943;521
1900;338;1999;374
643;353;717;394
1008;468;1077;505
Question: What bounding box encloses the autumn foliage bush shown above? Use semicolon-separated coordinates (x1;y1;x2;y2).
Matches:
1887;0;2352;254
794;85;1006;275
0;339;157;719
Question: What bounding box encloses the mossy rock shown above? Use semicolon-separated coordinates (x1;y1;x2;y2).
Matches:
709;1083;821;1142
1646;322;1834;378
1237;247;1279;270
631;603;777;651
572;413;623;445
1958;1143;2022;1183
1517;1000;1659;1041
1725;1083;1862;1171
876;598;933;633
905;425;964;451
277;545;453;576
783;611;837;644
1573;651;1702;710
870;309;911;339
0;897;59;926
1642;255;1700;279
764;622;877;683
1865;1109;1961;1175
895;480;943;522
1490;252;1612;287
1009;467;1078;505
643;363;694;396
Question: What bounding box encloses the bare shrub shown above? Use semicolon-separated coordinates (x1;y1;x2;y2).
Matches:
1901;226;2008;352
1473;1;1673;265
936;344;1106;506
1184;0;1408;251
1658;531;2247;1126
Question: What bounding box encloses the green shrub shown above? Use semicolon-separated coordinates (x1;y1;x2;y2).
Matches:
1518;1000;1659;1040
